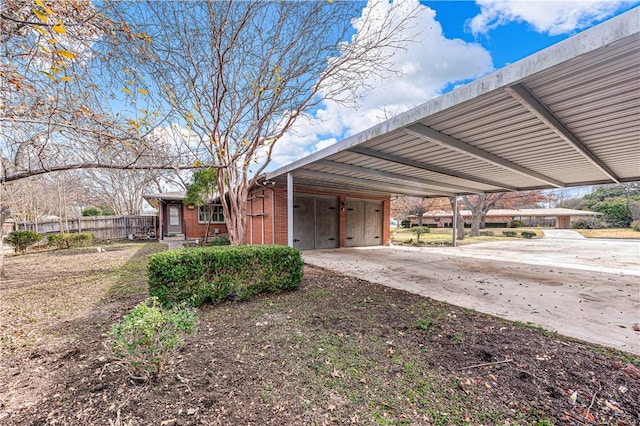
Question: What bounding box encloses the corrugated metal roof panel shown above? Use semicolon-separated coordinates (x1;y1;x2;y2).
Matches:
266;10;640;197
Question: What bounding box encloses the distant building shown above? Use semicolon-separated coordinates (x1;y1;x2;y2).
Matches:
407;208;601;229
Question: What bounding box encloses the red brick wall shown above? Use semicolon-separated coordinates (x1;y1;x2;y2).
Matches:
244;185;391;248
182;204;227;239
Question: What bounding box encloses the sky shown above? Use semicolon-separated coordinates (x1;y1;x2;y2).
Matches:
267;0;639;171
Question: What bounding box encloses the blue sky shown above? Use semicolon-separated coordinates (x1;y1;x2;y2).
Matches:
269;0;639;170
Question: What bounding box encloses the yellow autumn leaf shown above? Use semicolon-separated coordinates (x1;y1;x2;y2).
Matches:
61;76;71;82
56;49;76;59
139;109;148;115
51;66;61;73
38;45;50;54
48;38;57;44
35;0;45;7
137;88;148;95
126;80;134;85
33;9;48;23
194;160;201;168
122;87;132;95
41;71;55;81
34;25;47;35
52;24;67;34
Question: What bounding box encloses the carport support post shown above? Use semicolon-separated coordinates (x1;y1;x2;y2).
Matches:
452;195;458;247
287;173;294;247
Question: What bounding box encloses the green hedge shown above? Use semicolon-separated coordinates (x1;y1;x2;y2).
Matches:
520;231;537;239
5;230;42;254
47;232;95;249
148;245;303;307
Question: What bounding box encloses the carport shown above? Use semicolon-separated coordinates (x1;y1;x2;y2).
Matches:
265;9;639;246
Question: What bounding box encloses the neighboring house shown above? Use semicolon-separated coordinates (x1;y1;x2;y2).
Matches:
143;184;391;250
407;208;601;229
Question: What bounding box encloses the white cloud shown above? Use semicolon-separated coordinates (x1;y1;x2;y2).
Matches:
270;0;493;169
468;0;634;36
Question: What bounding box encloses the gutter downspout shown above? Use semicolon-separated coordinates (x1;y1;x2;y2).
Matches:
287;173;293;247
271;188;276;244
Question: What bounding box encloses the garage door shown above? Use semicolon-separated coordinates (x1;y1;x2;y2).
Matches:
345;199;383;247
293;195;339;250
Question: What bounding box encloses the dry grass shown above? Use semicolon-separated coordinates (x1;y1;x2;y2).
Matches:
390;227;544;245
574;228;640;239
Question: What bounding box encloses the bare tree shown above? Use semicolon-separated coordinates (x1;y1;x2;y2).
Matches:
107;0;419;244
392;196;449;226
462;194;506;237
462;191;547;236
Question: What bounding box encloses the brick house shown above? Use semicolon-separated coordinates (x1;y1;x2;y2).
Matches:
144;185;391;249
406;208;601;229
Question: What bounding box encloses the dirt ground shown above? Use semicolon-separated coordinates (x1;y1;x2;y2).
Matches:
1;243;639;425
303;239;640;354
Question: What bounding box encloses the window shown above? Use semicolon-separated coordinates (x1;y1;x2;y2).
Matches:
198;204;224;223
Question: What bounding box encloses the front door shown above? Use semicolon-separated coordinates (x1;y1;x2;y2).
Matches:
167;204;182;234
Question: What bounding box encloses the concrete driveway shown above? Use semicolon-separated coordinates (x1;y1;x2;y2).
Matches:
302;231;640;354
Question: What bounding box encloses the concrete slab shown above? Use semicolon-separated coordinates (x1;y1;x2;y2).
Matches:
302;238;640;354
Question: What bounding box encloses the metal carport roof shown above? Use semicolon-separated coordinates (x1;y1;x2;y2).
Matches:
265;8;640;198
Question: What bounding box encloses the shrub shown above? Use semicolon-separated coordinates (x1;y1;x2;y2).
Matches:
479;231;494;236
400;219;410;228
485;222;508;228
571;216;604;229
509;220;524;228
207;235;230;246
5;230;42;254
411;226;431;242
502;230;517;237
631;221;640;232
47;232;95;249
520;231;537;239
148;245;304;307
109;297;197;381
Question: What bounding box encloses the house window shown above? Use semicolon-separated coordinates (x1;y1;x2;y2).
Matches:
198;204;224;223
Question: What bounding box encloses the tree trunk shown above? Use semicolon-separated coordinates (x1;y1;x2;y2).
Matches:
220;173;249;246
470;209;482;236
0;148;6;277
204;205;212;244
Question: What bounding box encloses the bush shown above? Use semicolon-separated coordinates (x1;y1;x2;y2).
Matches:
411;226;431;242
109;297;197;381
207;235;230;246
520;231;537;239
479;231;494;236
502;230;517;237
631;221;640;232
47;232;95;249
571;216;605;229
400;219;410;228
5;230;42;254
148;245;304;307
484;222;508;228
509;220;524;228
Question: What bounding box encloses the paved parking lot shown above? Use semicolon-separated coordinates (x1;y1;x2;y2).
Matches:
303;231;640;354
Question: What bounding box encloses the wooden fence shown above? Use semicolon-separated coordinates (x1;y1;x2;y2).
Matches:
17;215;157;241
